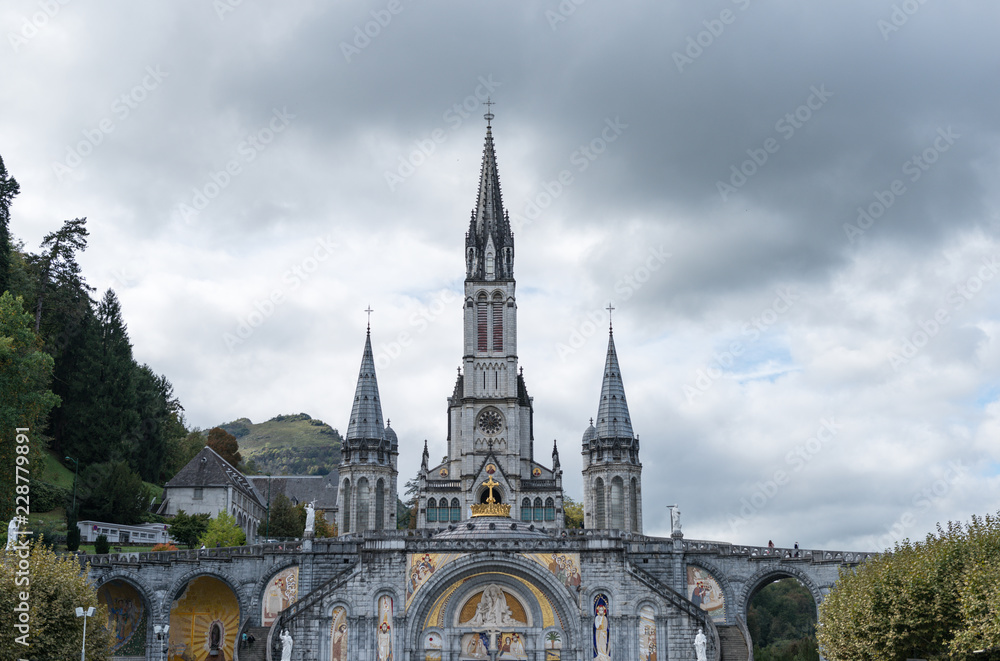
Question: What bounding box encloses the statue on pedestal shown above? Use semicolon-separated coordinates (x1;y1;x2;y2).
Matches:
5;517;20;551
693;628;707;661
280;628;293;661
304;501;316;535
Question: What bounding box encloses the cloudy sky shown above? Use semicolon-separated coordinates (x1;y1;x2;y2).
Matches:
3;1;999;551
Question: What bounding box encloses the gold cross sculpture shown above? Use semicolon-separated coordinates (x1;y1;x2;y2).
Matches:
482;475;500;504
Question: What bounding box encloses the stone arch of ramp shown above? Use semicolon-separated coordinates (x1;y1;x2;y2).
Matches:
93;571;155;655
684;556;739;624
161;567;249;622
403;552;583;658
249;560;301;622
736;564;824;619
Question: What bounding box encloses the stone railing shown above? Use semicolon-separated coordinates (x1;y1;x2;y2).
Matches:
681;539;877;564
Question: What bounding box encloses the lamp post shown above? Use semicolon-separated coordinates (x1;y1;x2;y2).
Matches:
154;624;170;661
65;456;79;515
75;606;95;661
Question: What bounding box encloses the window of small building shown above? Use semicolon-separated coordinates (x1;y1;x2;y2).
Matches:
193;487;203;500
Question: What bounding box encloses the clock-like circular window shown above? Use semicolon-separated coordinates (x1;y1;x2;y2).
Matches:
477;409;503;436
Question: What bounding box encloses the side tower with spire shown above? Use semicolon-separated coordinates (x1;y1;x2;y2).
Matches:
417;106;564;528
337;322;398;534
582;319;643;532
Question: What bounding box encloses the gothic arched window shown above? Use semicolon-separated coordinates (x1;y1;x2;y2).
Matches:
544;497;555;521
357;478;370;531
594;478;606;529
533;497;543;522
630;477;639;531
521;498;531;522
375;479;385;529
477;294;488;352
342;480;352;534
611;477;625;530
427;498;437;523
492;293;503;352
450;498;461;522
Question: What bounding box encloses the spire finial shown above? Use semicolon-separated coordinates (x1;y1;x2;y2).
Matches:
606;302;615;332
365;305;374;331
483;97;495;127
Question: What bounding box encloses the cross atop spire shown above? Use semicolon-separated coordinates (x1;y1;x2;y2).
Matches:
365;305;374;331
606;302;615;331
484;97;495;127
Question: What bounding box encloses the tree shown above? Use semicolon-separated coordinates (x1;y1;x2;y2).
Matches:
399;476;419;529
206;426;241;468
0;539;114;660
267;493;304;539
200;511;246;548
168;510;211;549
129;364;186;482
81;460;151;525
748;578;818;661
315;511;335;538
28;217;90;334
563;494;584;529
0;292;60;522
818;513;1000;661
0;154;19;296
164;429;205;478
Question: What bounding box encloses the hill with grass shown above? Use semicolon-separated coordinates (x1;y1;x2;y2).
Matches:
218;413;342;476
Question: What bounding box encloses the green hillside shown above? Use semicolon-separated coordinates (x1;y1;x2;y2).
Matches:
218;413;342;476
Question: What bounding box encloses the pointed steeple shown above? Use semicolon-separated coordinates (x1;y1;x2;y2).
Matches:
421;440;429;471
594;327;634;440
466;104;514;281
346;327;386;442
552;439;561;471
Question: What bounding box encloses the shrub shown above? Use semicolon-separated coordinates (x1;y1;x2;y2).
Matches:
94;533;110;554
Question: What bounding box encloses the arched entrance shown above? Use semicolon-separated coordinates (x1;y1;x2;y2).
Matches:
168;575;241;661
97;578;150;659
744;571;822;661
403;551;582;661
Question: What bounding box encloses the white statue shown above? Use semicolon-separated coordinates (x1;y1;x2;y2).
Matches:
304;501;316;534
694;627;707;661
280;628;293;661
468;584;519;627
671;506;682;534
5;517;19;551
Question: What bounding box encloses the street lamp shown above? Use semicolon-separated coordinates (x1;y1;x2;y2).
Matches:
65;456;79;515
75;606;95;661
154;624;170;661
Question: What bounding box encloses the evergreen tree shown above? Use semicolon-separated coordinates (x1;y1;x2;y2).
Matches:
94;289;139;461
267;493;304;539
81;460;150;525
0;154;19;296
130;364;186;482
28;217;90;334
168;510;210;549
0;292;60;522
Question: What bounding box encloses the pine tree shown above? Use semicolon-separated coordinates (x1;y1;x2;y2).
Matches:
95;289;139;461
28;217;90;334
0;154;20;296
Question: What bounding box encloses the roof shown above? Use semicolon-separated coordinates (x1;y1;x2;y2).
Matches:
247;471;339;510
163;446;265;506
346;329;386;443
466;121;514;281
594;329;635;441
433;516;553;540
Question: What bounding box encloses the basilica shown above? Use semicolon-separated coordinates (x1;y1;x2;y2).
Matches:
86;111;865;661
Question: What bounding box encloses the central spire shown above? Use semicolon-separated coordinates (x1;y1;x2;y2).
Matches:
466;103;514;282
